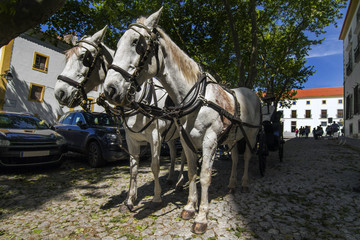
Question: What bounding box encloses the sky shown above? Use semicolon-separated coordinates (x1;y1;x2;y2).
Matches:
303;5;348;89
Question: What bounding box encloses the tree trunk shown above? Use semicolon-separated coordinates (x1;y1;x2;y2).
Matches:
0;0;66;47
223;0;245;87
246;0;258;89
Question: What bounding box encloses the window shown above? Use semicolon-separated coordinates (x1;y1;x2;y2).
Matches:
61;113;75;125
350;123;353;134
322;100;326;104
346;49;353;76
338;99;343;104
73;112;86;124
305;110;311;118
88;98;95;112
321;121;327;126
32;52;49;73
320;110;327;118
337;109;344;118
291;110;297;118
28;83;45;102
306;100;310;105
354;85;360;114
346;94;353;119
291;121;296;132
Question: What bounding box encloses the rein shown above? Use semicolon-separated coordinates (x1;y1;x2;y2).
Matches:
106;22;261;153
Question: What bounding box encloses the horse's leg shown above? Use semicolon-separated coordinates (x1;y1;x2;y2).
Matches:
180;145;198;220
166;139;176;185
125;139;141;211
192;130;218;234
241;130;257;193
149;129;162;208
175;151;186;191
228;143;239;193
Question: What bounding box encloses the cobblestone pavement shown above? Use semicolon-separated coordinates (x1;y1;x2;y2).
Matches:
1;137;360;240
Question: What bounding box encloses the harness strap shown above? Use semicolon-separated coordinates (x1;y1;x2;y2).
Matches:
108;64;132;81
175;119;198;153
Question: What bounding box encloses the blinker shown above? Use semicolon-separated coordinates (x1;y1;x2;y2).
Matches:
83;50;94;67
136;35;147;55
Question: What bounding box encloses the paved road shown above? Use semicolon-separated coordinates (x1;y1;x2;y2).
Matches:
1;137;360;239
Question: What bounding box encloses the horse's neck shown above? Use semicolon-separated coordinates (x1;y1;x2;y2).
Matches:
157;33;202;105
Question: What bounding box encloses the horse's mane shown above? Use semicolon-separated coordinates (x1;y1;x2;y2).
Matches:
136;18;202;84
65;46;79;61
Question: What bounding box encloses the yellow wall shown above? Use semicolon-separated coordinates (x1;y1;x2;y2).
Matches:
0;40;14;110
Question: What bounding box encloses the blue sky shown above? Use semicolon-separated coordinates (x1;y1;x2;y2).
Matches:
303;6;348;89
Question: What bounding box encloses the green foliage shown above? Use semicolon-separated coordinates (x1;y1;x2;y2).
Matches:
41;0;347;103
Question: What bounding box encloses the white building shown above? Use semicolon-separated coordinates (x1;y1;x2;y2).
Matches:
0;31;103;124
339;0;360;138
280;87;344;134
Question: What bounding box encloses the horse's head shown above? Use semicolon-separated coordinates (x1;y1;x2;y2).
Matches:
54;26;109;108
103;8;163;106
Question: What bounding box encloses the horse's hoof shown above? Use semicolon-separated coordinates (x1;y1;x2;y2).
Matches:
181;209;195;220
150;201;163;210
241;186;250;193
228;188;236;194
119;204;132;212
191;222;207;234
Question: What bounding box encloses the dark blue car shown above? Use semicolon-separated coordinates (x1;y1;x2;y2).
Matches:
54;110;129;167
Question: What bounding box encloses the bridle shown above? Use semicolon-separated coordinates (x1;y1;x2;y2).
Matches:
107;23;160;104
57;37;107;110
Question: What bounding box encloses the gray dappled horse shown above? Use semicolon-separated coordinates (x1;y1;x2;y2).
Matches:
103;9;261;234
54;26;185;211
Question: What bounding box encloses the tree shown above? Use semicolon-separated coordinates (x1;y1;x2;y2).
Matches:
0;0;66;47
39;0;347;104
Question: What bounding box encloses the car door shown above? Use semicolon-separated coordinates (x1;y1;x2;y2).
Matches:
70;112;90;150
54;112;76;147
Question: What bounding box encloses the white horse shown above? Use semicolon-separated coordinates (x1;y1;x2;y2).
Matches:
54;26;185;210
103;8;261;234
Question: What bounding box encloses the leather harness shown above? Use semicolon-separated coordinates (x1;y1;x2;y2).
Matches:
100;22;262;153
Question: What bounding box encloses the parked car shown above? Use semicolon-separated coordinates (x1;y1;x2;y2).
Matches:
54;110;132;167
0;111;67;167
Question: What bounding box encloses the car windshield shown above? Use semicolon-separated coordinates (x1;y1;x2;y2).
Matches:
83;113;117;127
0;114;49;129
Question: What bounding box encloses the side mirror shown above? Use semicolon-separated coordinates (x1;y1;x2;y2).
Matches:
76;121;87;129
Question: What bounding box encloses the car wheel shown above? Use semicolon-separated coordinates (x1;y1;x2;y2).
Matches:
88;141;105;168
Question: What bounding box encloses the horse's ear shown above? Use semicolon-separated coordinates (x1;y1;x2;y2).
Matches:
144;7;163;30
92;25;108;44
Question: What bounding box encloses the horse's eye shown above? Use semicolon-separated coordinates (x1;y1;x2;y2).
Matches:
132;39;138;46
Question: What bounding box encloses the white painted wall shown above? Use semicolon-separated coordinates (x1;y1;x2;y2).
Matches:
280;96;344;135
3;33;104;124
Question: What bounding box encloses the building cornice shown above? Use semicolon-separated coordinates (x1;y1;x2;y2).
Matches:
339;0;359;40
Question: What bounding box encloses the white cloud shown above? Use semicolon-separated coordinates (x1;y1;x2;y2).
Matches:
306;34;343;59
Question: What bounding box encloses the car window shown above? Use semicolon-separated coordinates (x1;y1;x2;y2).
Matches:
0;114;49;129
84;113;117;127
58;112;71;123
73;112;86;124
61;113;75;125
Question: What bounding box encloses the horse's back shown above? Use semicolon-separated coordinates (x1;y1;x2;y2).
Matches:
232;87;261;124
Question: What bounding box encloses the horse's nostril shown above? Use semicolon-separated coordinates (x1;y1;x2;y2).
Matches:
105;86;116;99
58;90;65;100
55;90;65;101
